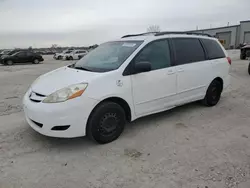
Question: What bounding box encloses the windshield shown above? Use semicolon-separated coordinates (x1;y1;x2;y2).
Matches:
74;41;143;72
8;50;19;55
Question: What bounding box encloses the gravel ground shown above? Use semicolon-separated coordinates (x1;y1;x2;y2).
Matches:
1;51;250;188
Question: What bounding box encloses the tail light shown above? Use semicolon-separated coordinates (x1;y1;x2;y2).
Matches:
227;57;232;65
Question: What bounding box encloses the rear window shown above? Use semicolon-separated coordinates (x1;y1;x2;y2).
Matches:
172;38;206;65
201;39;225;59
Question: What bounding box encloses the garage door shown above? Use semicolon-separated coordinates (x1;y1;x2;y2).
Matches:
244;32;250;44
216;32;231;49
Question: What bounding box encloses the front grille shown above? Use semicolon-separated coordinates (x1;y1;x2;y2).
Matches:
51;125;70;131
30;99;41;103
30;119;43;128
29;91;46;103
34;92;46;97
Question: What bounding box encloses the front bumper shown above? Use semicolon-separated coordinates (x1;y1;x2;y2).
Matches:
23;89;99;138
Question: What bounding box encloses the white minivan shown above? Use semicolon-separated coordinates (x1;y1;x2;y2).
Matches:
23;32;231;144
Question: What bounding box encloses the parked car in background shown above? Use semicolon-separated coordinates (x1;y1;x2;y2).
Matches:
0;51;43;65
240;44;250;60
54;50;73;60
65;50;88;60
23;32;231;144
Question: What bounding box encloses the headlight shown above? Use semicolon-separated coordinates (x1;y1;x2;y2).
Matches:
42;83;88;103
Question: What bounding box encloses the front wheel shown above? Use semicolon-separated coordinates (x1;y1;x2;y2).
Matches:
33;59;39;64
87;102;126;144
202;80;222;107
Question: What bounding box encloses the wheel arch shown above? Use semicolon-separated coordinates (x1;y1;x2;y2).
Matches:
87;96;132;125
214;77;223;90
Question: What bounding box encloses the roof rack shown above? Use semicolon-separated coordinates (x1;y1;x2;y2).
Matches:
121;32;158;38
155;31;213;37
122;31;213;39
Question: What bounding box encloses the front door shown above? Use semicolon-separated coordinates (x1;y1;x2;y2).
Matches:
131;39;177;116
15;51;28;63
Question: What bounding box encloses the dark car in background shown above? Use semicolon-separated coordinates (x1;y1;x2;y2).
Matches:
240;44;250;60
0;51;44;65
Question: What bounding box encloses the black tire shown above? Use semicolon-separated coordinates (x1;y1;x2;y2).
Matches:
240;53;246;60
6;60;13;65
202;80;222;107
87;102;126;144
248;63;250;75
58;56;62;60
33;59;39;64
69;56;73;60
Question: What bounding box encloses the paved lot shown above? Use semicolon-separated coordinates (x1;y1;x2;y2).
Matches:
1;51;250;188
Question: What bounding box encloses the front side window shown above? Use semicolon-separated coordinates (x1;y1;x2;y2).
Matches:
134;39;171;70
201;39;225;59
172;38;206;65
15;52;26;57
74;41;143;72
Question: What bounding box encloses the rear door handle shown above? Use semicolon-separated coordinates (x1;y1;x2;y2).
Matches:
177;68;184;72
167;69;175;75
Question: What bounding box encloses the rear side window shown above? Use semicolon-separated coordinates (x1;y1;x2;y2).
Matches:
27;52;34;56
201;39;225;59
172;38;206;65
134;39;171;70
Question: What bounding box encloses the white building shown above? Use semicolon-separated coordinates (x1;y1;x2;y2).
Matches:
189;20;250;49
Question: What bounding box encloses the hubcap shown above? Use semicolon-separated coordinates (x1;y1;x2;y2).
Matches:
211;86;218;100
99;113;119;137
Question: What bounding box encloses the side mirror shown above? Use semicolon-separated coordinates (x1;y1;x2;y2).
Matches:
134;61;151;73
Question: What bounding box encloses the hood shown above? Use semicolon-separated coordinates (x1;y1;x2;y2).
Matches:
31;66;100;95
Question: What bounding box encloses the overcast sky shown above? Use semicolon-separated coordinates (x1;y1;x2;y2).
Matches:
0;0;249;48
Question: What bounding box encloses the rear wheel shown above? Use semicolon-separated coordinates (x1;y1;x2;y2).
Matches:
6;60;13;65
58;56;62;60
33;59;39;64
87;102;126;144
240;53;246;60
69;56;73;60
202;80;222;107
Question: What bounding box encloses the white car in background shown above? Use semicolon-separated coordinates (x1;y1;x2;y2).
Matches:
54;50;74;60
65;50;88;60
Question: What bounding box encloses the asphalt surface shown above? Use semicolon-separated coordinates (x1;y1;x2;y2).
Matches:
1;51;250;188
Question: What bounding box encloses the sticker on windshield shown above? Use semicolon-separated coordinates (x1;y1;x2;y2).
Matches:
122;43;136;47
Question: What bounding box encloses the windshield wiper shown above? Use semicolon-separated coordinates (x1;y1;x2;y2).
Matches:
74;66;92;72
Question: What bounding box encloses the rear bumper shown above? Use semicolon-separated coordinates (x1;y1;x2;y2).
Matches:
223;74;231;90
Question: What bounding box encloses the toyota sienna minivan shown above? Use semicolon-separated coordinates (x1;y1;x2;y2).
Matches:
23;32;231;144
